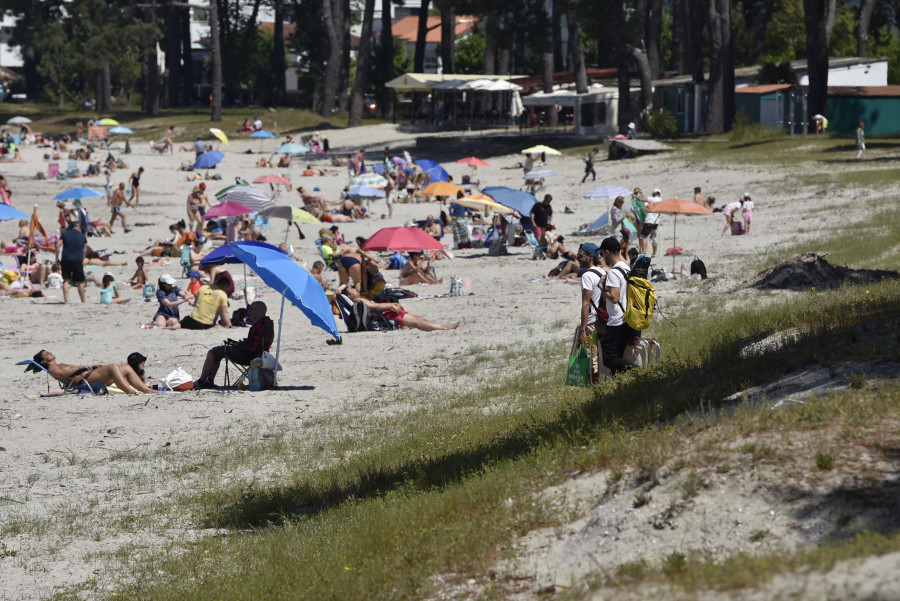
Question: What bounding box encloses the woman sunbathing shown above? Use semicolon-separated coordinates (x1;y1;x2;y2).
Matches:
338;286;459;331
31;349;157;394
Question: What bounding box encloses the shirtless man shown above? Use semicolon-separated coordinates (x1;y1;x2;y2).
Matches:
338;286;458;331
109;183;133;233
31;349;157;395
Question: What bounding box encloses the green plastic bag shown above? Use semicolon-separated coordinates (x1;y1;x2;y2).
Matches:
565;343;592;387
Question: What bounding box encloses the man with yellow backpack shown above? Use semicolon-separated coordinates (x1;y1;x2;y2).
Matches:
597;237;657;374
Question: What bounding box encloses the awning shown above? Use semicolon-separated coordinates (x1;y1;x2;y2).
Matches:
386;72;525;92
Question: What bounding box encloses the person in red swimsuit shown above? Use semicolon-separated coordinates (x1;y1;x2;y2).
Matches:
338;286;459;331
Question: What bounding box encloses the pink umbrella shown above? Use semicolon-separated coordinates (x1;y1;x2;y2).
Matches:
204;201;253;220
362;226;445;252
253;174;292;186
456;156;490;168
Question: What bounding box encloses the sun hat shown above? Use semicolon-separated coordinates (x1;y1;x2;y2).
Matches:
192;185;200;193
652;188;661;195
159;274;176;285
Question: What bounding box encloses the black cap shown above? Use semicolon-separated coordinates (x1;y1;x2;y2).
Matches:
599;237;621;252
127;352;147;366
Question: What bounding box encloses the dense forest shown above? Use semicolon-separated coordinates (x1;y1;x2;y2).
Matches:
1;0;897;132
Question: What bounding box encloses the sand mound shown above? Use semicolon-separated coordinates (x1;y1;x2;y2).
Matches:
744;253;900;290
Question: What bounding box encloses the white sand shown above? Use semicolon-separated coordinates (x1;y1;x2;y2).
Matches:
0;124;894;599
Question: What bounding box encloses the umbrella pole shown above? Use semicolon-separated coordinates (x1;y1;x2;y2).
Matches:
284;221;290;247
273;289;287;386
672;215;678;273
243;263;250;311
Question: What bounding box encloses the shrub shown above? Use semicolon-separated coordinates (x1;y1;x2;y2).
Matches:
643;108;678;138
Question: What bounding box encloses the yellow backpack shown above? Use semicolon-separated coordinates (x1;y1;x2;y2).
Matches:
613;267;657;331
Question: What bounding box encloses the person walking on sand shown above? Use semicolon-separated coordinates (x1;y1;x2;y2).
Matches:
109;182;133;234
55;222;88;304
597;237;639;375
128;167;144;206
165;127;175;153
856;121;866;160
577;242;605;383
581;148;599;183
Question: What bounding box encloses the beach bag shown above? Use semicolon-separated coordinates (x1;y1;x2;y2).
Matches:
142;283;157;300
566;343;593;387
614;266;657;331
376;287;417;303
624;337;661;368
161;367;193;391
690;257;708;279
731;221;744;235
246;366;275;391
345;300;371;332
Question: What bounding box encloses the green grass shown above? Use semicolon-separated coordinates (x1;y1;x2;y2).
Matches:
8;103;351;141
52;276;897;601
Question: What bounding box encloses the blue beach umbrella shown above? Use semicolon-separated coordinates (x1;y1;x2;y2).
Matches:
524;168;556;180
0;204;28;221
415;159;449;183
228;242;341;378
200;240;287;266
195;150;225;169
582;185;631;201
482;186;538;216
346;186;385;200
274;143;309;155
53;188;105;201
108;126;133;135
249;130;276;139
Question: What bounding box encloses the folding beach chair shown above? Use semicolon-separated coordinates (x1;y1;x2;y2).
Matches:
18;360;108;396
524;230;548;260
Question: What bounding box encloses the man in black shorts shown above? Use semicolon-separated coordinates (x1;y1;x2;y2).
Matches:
56;222;87;304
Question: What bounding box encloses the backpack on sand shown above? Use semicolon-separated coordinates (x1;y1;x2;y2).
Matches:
613;266;657;331
690;257;708;279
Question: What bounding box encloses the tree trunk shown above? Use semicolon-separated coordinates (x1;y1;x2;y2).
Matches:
857;0;876;56
414;0;430;72
646;0;663;78
825;0;836;46
672;0;685;73
750;0;776;64
689;0;705;83
349;0;376;126
96;63;112;113
567;10;588;93
721;0;735;131
143;3;160;116
320;0;342;116
612;0;631;130
440;6;455;74
272;0;286;105
181;8;194;106
552;1;564;72
166;6;182;107
703;0;725;133
628;46;653;114
380;0;394;118
338;0;351;114
498;11;514;75
209;0;223;121
803;0;829;124
483;12;497;112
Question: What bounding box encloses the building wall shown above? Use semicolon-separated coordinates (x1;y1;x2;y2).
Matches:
798;61;888;87
828;96;900;136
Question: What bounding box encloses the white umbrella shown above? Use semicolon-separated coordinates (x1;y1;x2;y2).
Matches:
510;90;525;118
217;186;276;213
7;116;31;125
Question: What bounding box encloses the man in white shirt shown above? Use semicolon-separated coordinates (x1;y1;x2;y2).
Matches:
639;189;662;256
577;242;605;383
598;237;639;375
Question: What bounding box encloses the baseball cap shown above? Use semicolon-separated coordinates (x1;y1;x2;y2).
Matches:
743;192;750;198
199;182;206;190
127;352;147;366
579;242;600;260
652;188;661;195
187;271;201;278
599;237;621;252
159;274;176;285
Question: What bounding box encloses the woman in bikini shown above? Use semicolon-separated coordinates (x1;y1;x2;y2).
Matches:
400;251;442;286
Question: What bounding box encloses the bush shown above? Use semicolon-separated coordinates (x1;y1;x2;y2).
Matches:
643;108;677;138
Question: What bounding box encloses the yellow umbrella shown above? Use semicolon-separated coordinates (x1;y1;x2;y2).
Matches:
290;207;320;225
96;117;119;126
209;128;229;145
522;144;561;156
454;194;513;214
422;181;464;197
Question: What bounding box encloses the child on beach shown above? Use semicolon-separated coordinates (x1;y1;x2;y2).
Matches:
99;274;130;305
46;263;63;289
741;193;754;235
128;256;149;288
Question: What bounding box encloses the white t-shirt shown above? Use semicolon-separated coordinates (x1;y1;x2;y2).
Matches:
644;196;661;225
723;201;742;217
47;273;63;289
581;268;604;326
741;200;754;213
605;261;630;327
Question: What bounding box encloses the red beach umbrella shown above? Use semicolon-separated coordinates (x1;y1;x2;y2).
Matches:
362;227;445;252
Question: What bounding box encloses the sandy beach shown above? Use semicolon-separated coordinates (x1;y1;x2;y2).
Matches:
0;123;896;599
